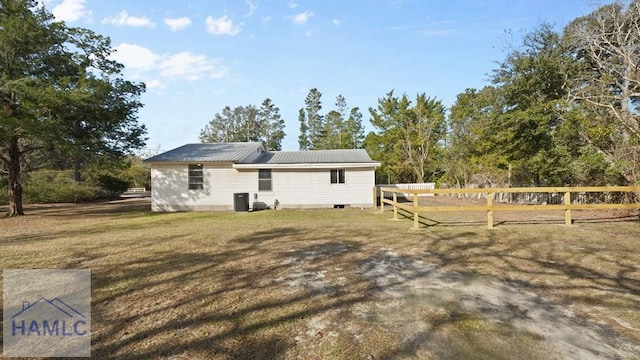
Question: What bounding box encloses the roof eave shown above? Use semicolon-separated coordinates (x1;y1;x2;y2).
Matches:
233;162;381;169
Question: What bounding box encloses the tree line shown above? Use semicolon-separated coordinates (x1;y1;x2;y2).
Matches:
199;98;285;151
3;0;638;216
199;1;636;187
443;1;639;187
199;89;366;151
367;1;639;186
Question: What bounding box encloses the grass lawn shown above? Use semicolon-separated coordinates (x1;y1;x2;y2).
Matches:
1;199;639;359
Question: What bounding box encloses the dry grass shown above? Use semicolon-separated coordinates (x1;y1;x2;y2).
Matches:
1;199;639;359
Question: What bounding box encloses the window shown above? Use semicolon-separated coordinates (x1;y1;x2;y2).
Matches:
330;169;345;184
258;169;272;191
188;164;203;190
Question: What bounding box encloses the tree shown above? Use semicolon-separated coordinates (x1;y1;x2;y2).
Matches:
321;110;343;149
304;88;324;149
0;0;147;216
258;98;285;151
344;107;365;149
201;100;286;150
564;0;640;184
367;91;446;183
446;87;506;187
489;24;587;185
51;28;147;182
298;108;309;150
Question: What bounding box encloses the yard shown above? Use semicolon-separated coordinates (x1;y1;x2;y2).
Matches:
1;199;639;359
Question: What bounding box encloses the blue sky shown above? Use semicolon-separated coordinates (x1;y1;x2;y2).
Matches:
44;0;598;152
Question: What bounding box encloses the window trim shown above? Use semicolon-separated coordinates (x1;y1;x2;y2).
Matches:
188;164;204;190
330;169;345;184
258;169;272;191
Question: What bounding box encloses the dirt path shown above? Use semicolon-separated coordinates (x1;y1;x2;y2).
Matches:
282;245;639;359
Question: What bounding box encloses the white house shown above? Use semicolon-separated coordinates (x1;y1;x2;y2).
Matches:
144;142;381;212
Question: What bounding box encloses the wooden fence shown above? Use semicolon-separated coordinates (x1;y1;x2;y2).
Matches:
375;183;436;197
375;186;640;229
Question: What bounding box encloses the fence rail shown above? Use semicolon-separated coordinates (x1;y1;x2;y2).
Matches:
375;186;640;229
375;183;435;197
126;187;147;193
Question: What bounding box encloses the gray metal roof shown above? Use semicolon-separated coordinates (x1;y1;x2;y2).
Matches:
144;143;264;163
247;149;377;164
145;143;378;164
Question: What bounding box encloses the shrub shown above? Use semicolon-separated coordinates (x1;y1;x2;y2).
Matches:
94;175;130;194
0;185;7;205
23;181;111;204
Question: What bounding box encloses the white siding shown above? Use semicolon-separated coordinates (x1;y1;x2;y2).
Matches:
254;168;374;209
151;163;376;211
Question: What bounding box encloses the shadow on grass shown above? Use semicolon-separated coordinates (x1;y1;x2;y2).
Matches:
2;201;638;358
85;227;377;358
88;225;639;358
384;206;640;228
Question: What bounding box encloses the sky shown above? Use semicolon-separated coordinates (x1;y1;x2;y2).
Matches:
42;0;601;152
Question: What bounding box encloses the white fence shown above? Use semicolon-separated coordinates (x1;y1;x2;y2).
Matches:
376;183;436;198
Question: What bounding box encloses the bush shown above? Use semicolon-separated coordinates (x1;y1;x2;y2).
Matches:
95;175;130;194
23;181;110;204
10;170;114;204
0;185;7;206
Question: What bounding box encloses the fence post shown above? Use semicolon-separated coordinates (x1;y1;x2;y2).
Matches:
565;191;572;226
373;186;377;210
393;192;398;220
487;192;494;229
413;191;419;229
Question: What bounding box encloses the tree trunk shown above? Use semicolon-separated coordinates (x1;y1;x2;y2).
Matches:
74;151;82;183
7;135;24;217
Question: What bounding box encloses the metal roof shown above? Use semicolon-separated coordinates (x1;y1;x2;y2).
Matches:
247;149;377;164
144;143;264;163
145;143;378;164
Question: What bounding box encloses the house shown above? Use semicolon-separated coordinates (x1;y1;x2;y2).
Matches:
144;142;381;212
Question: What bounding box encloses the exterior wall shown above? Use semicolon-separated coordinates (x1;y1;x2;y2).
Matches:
150;163;376;212
255;168;375;209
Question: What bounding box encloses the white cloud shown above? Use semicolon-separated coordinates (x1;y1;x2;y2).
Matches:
205;16;241;36
245;1;257;18
111;43;159;70
145;79;167;92
111;43;228;83
418;28;461;37
52;0;92;23
102;10;155;28
332;18;341;26
164;16;192;32
288;1;298;8
159;52;227;80
293;11;313;25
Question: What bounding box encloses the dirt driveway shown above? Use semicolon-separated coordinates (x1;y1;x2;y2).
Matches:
285;244;639;359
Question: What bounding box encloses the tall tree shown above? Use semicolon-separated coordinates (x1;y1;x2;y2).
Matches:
489;24;585;185
564;0;640;184
321;110;343;149
258;98;285;151
304;88;324;149
446;87;505;187
344;107;365;149
367;91;446;183
298;108;309;150
200;100;286;148
308;94;364;150
52;28;146;182
0;0;147;216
